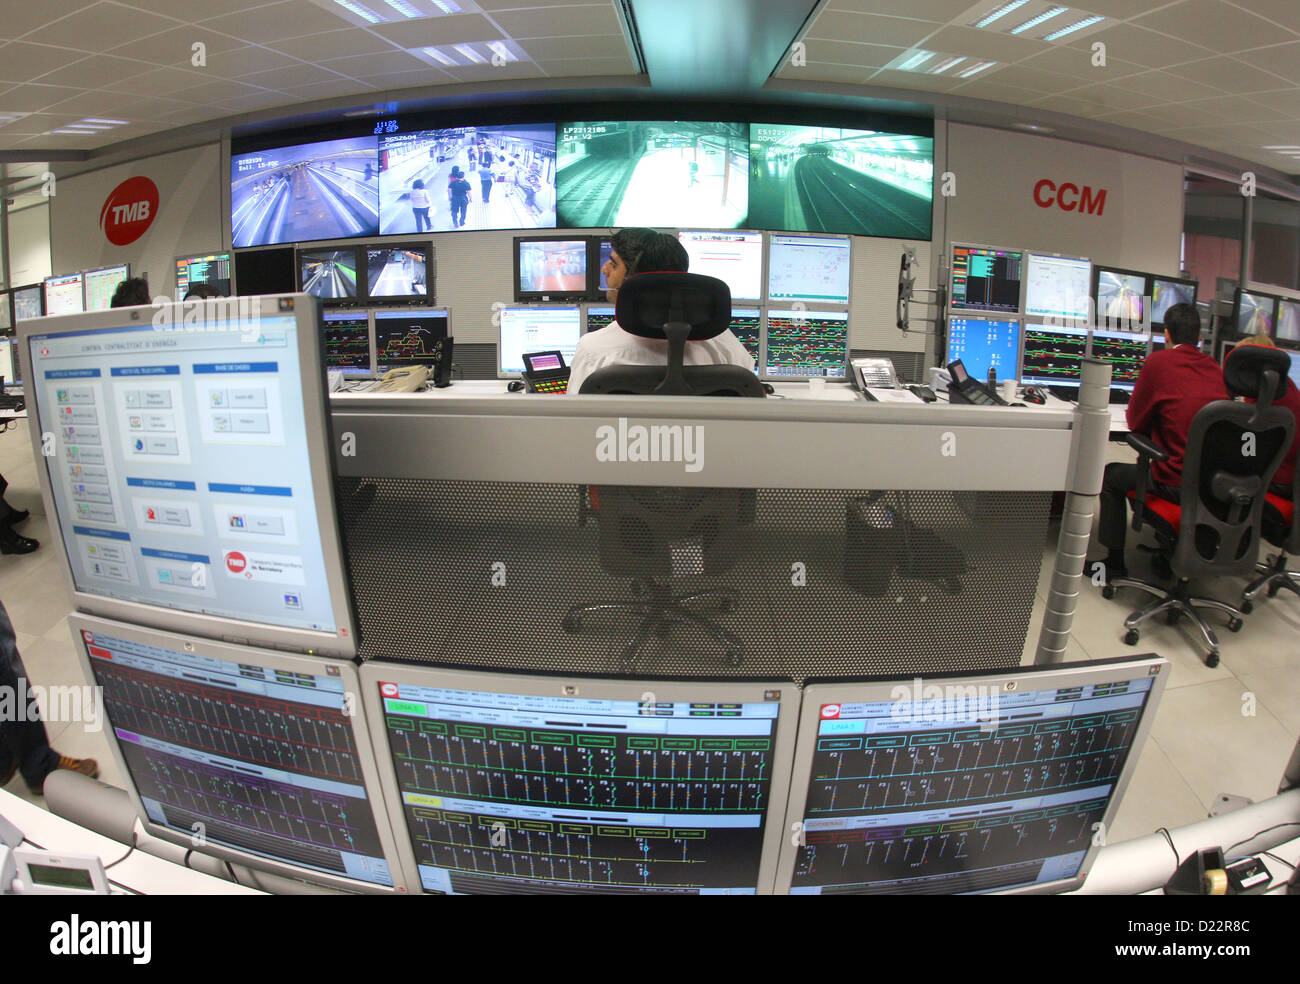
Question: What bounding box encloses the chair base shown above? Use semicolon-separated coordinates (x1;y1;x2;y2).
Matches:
1241;552;1300;612
562;581;743;666
1104;576;1245;668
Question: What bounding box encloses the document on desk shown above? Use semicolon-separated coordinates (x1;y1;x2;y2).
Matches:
865;387;923;403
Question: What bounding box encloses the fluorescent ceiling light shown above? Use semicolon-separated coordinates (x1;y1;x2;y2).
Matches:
432;0;462;11
1043;15;1104;40
958;61;996;78
931;57;965;74
383;0;419;16
1265;145;1300;150
73;122;113;129
81;118;128;125
453;44;486;64
50;129;91;135
899;50;935;71
486;41;514;63
422;47;457;65
333;0;383;23
1011;6;1068;35
974;0;1030;29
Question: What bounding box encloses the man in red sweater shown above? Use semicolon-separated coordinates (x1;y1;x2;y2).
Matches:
1097;303;1227;578
1233;335;1300;496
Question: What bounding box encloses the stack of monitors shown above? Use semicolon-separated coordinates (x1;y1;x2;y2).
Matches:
362;665;796;894
764;309;849;378
296;244;433;305
83;265;130;312
497;304;582;376
176;253;232;297
1235;288;1300;348
677;230;764;303
1088;329;1147;391
950;244;1023;314
71;614;402;893
766;234;851;305
44;272;85;316
322;309;373;375
1021;323;1089;389
374;308;451;372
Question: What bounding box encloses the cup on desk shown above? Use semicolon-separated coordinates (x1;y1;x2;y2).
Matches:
808;377;826;398
1002;379;1017;402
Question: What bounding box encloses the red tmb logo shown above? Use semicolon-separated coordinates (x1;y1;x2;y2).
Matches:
99;176;159;246
821;704;841;719
225;551;247;574
1033;178;1107;215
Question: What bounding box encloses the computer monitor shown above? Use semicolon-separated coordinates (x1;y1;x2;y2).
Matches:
44;273;85;316
1285;348;1300;381
1021;323;1088;389
678;230;763;302
1093;267;1147;331
71;613;403;893
83;265;130;312
1276;298;1300;345
19;293;360;657
1150;276;1197;327
1235;289;1278;338
176;252;232;297
1023;253;1092;323
497;304;582;376
12;284;43;322
945;316;1021;382
373;307;450;373
234;247;296;296
0;338;13;387
730;307;762;369
514;237;589;301
298;247;360;300
1088;328;1146;391
365;244;432;302
360;663;796;894
322;309;373;375
596;238;614;292
584;304;616;332
763;309;849;379
949;244;1023;314
0;290;11;334
767;234;851;305
775;655;1169;895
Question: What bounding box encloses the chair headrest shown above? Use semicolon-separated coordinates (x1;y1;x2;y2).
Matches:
1224;344;1290;399
614;272;732;341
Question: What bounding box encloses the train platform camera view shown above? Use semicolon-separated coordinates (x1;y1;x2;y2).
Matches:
300;248;359;299
517;239;588;294
366;246;429;298
778;657;1168;895
374;309;450;372
950;245;1023;314
558;121;748;229
364;666;795;895
1277;298;1300;344
749;125;932;239
1236;290;1277;337
379;124;556;234
1095;269;1145;330
232;136;380;248
1150;277;1196;326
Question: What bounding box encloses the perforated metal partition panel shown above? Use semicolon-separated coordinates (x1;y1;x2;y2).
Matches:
339;479;1048;681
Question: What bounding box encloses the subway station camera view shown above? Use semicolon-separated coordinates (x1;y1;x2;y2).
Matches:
379;124;556;234
232;136;380;248
519;240;586;293
557;122;748;228
367;247;428;297
748;125;933;238
300;250;357;299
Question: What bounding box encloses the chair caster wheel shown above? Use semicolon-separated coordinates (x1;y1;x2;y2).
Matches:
1124;628;1140;645
1227;617;1243;633
1241;599;1254;614
1101;584;1116;599
1268;582;1282;598
562;615;581;632
1205;650;1220;668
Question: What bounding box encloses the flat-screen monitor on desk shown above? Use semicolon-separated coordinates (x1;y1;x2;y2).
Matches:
1285;348;1300;380
361;664;797;894
83;265;130;312
0;338;14;387
498;304;581;376
365;244;432;302
44;273;85;316
12;284;43;322
584;304;616;332
19;293;360;657
763;309;848;378
71;613;402;893
176;252;232;297
1021;323;1088;389
945;316;1021;382
767;234;851;305
373;307;449;373
1023;252;1091;323
730;307;762;369
775;655;1169;895
678;230;763;302
1234;289;1277;337
1150;276;1197;327
949;244;1023;314
1093;267;1146;331
1276;298;1300;345
322;309;373;375
299;247;360;300
1088;329;1146;391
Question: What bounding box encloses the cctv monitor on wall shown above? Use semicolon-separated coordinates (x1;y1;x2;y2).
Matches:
1234;288;1278;338
71;613;404;894
949;243;1024;315
774;655;1169;895
298;246;361;301
1092;266;1147;331
360;663;798;894
83;264;131;312
1150;276;1197;328
18;293;361;658
378;123;557;234
514;237;590;302
234;247;296;296
365;243;433;303
231;135;380;248
749;123;933;239
176;252;232;297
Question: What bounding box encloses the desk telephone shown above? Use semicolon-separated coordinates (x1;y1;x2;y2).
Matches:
373;337;454;391
521;351;571;394
946;359;1008;406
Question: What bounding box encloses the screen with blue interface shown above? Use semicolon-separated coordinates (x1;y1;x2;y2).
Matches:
374;674;789;894
764;310;848;377
767;235;851;304
1089;329;1146;390
945;317;1021;381
950;245;1023;314
76;619;394;889
783;658;1166;894
1022;323;1088;388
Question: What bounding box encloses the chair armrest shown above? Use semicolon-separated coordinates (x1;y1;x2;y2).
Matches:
1125;432;1170;462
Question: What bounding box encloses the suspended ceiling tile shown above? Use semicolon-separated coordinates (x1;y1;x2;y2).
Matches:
1164;56;1296;95
948;80;1044;105
543;55;639;77
33;54;161;89
243;63;353;91
1241;41;1300;85
22;2;181;52
109;26;245;66
117;0;272;17
1018;48;1145;82
1057;24;1212;69
270;29;402;61
0;1;101;41
800;40;907;70
1248;88;1300;116
917;25;1052;63
978;63;1085;93
436;61;549;83
1064;82;1159;113
804;11;943;48
199;0;353;44
279;78;381;101
490;4;623;38
772;61;873;84
200;46;304;79
868;68;965;93
1133;0;1299;53
367;13;501;48
825;0;976;19
517;36;627;62
0;84;85;113
1234;0;1300;34
0;43;96;84
1112;69;1224;103
320;51;434;78
476;0;610;7
102;65;211;95
357;67;454;89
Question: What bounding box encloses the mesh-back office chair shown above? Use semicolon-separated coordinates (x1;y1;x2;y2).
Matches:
1102;346;1294;667
1242;429;1300;611
564;273;764;666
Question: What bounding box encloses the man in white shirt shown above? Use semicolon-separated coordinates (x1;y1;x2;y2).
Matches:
567;228;754;394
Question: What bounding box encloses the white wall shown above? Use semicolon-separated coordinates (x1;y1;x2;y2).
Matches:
7;203;52;286
50;144;222;294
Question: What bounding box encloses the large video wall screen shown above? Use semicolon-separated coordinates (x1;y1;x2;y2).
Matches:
233;119;933;247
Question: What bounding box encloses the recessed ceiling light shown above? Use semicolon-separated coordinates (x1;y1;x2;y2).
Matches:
49;129;90;135
453;44;485;64
899;50;935;71
959;61;997;78
1013;122;1055;133
422;47;458;66
1043;15;1104;40
383;0;419;17
931;57;965;74
81;118;128;125
432;0;461;12
486;41;514;63
973;0;1030;29
1264;145;1300;150
332;0;383;23
1011;6;1068;35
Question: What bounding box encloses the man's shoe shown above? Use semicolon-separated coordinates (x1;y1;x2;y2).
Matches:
28;756;99;795
3;507;29;526
0;525;37;554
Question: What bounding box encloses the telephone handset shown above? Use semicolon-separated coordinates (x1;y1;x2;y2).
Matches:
375;365;432;392
946;359;1007;406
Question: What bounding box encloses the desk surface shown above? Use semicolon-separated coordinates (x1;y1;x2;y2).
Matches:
1;789;261;895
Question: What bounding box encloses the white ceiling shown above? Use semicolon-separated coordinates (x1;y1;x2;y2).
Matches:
0;0;1298;180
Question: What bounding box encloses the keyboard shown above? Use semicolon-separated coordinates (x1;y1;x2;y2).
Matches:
523;368;570;394
0;394;25;412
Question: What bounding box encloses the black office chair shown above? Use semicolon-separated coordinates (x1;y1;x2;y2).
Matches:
1242;429;1300;611
564;272;763;666
1102;346;1294;666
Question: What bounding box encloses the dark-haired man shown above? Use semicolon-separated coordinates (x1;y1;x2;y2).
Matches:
566;228;753;393
110;277;151;308
1096;302;1228;578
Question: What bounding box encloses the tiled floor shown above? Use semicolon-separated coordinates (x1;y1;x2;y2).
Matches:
2;418;1297;851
